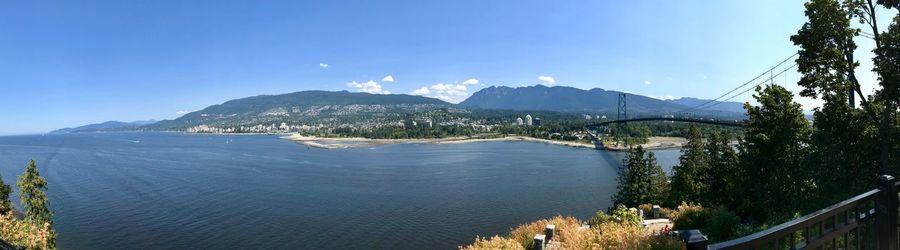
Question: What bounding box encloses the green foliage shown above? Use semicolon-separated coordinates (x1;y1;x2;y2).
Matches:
0;212;54;250
735;85;812;222
587;210;612;227
17;160;52;226
588;205;643;228
791;0;857;100
612;146;670;208
705;131;739;208
809;99;878;206
668;126;709;207
0;174;11;215
670;203;706;230
792;0;899;176
671;203;742;242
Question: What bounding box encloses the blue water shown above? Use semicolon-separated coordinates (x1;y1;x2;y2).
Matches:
0;133;679;249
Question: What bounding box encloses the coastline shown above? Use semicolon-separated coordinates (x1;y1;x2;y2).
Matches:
600;136;688;151
283;134;687;151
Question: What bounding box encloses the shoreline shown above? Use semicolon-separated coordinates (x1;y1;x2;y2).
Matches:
283;134;688;151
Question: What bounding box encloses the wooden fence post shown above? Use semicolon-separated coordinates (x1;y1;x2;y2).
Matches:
877;175;898;250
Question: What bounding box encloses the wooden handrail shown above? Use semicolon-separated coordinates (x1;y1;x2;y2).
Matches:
710;189;880;249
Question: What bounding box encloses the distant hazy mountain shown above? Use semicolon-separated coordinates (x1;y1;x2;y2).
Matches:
49;120;156;134
460;85;746;117
148;90;452;129
664;97;746;114
460;85;676;114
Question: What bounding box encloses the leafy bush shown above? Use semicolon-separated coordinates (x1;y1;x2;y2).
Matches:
671;202;742;242
589;205;643;228
638;203;674;219
0;212;54;250
587;210;612;227
671;202;706;230
704;207;741;241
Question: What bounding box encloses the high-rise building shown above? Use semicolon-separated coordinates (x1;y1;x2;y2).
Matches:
533;118;541;126
525;114;533;126
516;117;524;126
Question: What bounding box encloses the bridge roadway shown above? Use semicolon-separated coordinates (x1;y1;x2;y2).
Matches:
585;117;744;128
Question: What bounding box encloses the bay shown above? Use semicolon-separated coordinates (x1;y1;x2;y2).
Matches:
0;133;680;249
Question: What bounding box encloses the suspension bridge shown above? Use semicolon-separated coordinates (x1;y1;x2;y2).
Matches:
585;52;803;131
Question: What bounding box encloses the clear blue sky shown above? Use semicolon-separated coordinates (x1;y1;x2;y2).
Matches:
0;0;882;135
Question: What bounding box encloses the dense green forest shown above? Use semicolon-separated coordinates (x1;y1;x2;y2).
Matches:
610;0;900;242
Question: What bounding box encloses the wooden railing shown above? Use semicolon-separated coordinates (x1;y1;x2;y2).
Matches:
691;175;900;250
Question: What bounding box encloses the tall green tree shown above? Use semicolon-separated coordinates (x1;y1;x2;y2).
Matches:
0;173;11;215
705;130;739;208
792;0;900;174
17;160;52;225
736;85;813;222
809;99;878;205
668;126;708;206
612;146;669;208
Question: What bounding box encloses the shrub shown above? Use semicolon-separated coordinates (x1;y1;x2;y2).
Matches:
588;210;612;227
638;204;654;218
508;216;582;249
638;203;674;219
461;235;524;250
589;205;642;228
0;212;54;250
703;207;741;241
462;214;684;250
586;222;684;250
671;202;706;230
671;202;742;242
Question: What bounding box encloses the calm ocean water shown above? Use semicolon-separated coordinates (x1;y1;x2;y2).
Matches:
0;133;679;249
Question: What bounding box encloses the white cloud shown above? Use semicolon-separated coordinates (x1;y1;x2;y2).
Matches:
649;95;678;100
347;80;390;94
319;63;329;68
411;87;431;95
462;78;479;85
410;83;470;103
537;75;556;85
644;80;652;85
381;75;395;83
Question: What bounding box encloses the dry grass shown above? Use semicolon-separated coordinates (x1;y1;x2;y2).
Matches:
461;236;524;250
461;215;684;250
0;212;54;250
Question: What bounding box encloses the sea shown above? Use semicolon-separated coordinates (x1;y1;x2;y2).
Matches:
0;133;680;249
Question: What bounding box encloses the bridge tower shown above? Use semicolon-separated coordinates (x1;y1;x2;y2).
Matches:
616;93;627;145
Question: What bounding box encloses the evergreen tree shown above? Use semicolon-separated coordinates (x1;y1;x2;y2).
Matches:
705;130;739;208
735;85;813;222
668;126;708;206
17;160;52;225
809;99;878;206
612;146;669;208
792;0;900;174
0;173;11;214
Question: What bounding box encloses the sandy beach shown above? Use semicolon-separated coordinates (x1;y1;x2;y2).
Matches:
600;136;688;151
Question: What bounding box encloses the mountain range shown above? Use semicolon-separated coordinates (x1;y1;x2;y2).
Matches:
49;120;157;134
460;85;745;116
144;90;454;130
51;86;747;133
